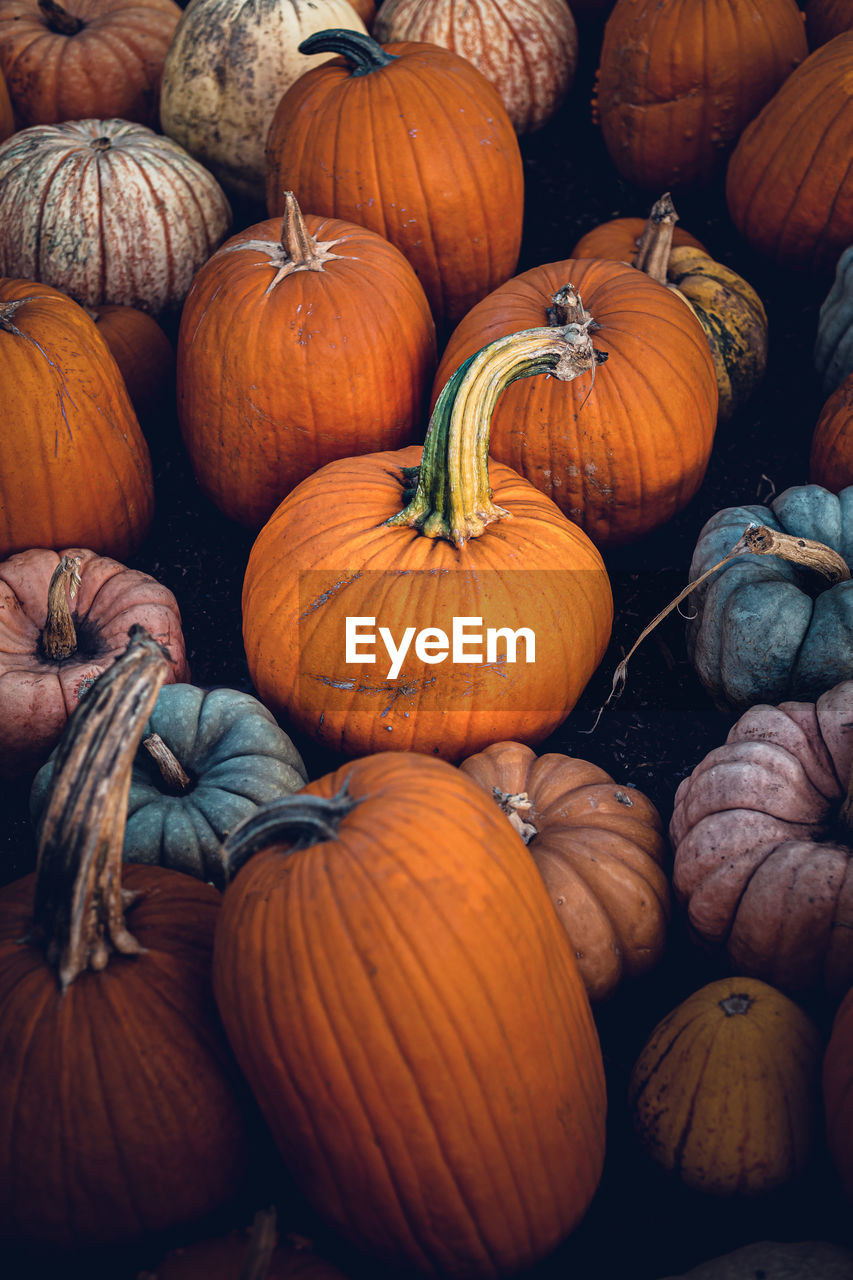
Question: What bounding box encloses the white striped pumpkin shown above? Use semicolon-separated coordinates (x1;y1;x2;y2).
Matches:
372;0;578;133
0;118;232;314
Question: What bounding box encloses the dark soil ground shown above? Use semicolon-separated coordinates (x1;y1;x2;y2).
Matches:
2;9;852;1280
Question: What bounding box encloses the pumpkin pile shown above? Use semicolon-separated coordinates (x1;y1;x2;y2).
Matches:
2;3;853;1278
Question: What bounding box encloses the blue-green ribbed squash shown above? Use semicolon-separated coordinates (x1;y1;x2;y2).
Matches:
31;684;307;888
686;484;853;712
815;244;853;396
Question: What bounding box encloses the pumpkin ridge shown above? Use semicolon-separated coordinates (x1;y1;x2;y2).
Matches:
670;1028;721;1178
769;88;853;263
629;1008;707;1106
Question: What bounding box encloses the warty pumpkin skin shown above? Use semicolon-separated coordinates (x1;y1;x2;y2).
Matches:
824;984;853;1201
685;484;853;712
0;630;250;1249
815;244;853;397
811;375;853;491
0;548;188;779
177;195;437;530
265;30;524;329
726;33;853;275
0;0;181;129
0;118;232;314
0;280;154;560
32;683;308;888
670;680;853;994
372;0;579;134
159;0;368;203
629;978;823;1195
594;0;807;189
242;324;613;762
432;258;718;547
458;740;670;1002
213;751;607;1277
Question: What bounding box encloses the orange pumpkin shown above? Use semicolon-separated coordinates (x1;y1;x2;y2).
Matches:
458;740;670;1001
433;259;718;546
0;629;249;1249
0;280;154;559
177;193;436;529
805;0;853;48
629;977;823;1195
0;0;181;128
571;215;707;261
0;61;12;140
348;0;375;21
265;29;524;329
726;33;853;274
824;984;853;1201
0;548;188;779
242;324;613;762
87;302;175;422
594;0;807;188
213;752;607;1277
372;0;579;133
811;372;853;490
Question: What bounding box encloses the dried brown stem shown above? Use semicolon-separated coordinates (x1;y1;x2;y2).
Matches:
632;192;678;283
143;732;191;793
41;554;81;661
39;0;83;35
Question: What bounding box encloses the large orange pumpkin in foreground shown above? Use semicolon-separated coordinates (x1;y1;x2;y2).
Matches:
0;280;154;559
242;324;613;762
433;259;718;546
214;752;607;1277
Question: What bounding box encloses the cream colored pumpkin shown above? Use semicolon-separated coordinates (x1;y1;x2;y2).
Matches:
159;0;368;202
0;119;232;315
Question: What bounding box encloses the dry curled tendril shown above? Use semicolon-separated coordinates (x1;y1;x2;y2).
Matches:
589;522;851;731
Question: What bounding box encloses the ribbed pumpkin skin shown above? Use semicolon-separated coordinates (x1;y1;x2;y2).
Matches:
726;34;853;275
670;681;853;994
812;375;853;490
571;217;707;260
0;547;188;779
458;740;670;1002
433;259;718;546
0;0;181;128
213;752;607;1278
241;447;613;761
824;985;853;1200
0;864;249;1248
89;303;175;421
815;245;853;396
629;978;823;1195
159;0;368;201
178;214;436;529
265;41;524;329
685;485;853;711
595;0;807;188
0;118;232;314
806;0;853;47
0;281;154;560
372;0;578;133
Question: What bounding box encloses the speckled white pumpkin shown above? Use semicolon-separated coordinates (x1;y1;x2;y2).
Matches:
159;0;368;203
372;0;578;133
0;118;232;315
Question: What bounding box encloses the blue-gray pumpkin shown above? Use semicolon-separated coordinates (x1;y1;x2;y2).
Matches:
815;244;853;396
686;484;853;712
31;683;307;888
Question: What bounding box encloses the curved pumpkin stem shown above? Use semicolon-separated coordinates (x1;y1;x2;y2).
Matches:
41;553;82;661
632;192;679;283
142;732;191;794
30;626;172;990
298;28;398;74
386;303;607;545
38;0;83;36
223;784;359;880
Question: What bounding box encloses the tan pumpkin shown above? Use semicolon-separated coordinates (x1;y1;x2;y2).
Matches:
726;33;853;274
0;280;154;560
0;118;232;314
159;0;368;202
0;548;188;779
0;0;181;128
177;193;436;529
670;681;853;994
372;0;578;133
458;740;669;1001
811;372;853;491
629;977;823;1195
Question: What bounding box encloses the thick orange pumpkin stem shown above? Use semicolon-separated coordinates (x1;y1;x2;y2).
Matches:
41;553;81;661
387;313;607;545
223;784;359;880
29;626;171;990
38;0;83;36
632;192;679;283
